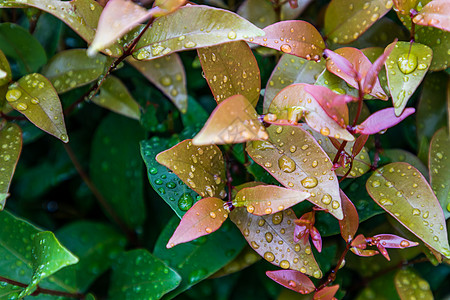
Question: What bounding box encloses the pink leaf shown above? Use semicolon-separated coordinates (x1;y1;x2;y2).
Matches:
373;234;419;249
339;190;359;242
356;107;415;135
376;244;391;261
412;0;450;32
324;49;358;80
311;227;322;252
314;284;339;300
266;270;315;294
351;234;367;249
350;247;379;257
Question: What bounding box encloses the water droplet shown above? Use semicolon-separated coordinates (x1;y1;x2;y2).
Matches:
332;200;340;209
60;134;68;142
301;177;318;188
371;180;381;187
289;145;296;153
380;198;393;206
16;103;27;111
397;53;418;74
247;205;255;213
6;89;21;102
272;212;283;225
184;41;197;48
412;208;421;216
400;240;410;247
149;167;158;175
320;127;330;136
160;76;172;86
280;260;290;269
278;155;296;173
280;44;292;53
178;193;194;211
288;280;296;288
251;241;259;249
265;232;273;243
321;194;332;205
264;251;275;262
227;31;237;39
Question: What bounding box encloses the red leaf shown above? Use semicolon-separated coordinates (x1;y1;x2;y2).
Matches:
324;49;358;80
376;243;390;260
356;107;415;135
412;0;450;32
373;234;419;249
352;134;369;157
266;270;315;294
166;197;228;248
311;227;322;252
350;247;379;257
351;234;367;249
314;285;339;300
339;190;359;242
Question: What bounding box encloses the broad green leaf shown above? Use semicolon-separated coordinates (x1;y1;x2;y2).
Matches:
384;149;428;180
156;139;226;198
385;41;432;116
394;268;433;300
198;41;261;106
429;128;450;219
211;245;261;278
412;0;450;32
19;231;79;298
234;185;310;215
154;216;246;298
91;113;146;229
0;23;47;75
0;49;11;86
230;208;322;278
356;271;400;300
128;54;187;113
167;197;228;248
181;97;208;127
246;125;343;220
5;73;68;143
264;54;326;113
42;49;109;94
192;95;268;145
91;76;141;120
249;21;325;61
237;0;276;28
366;162;450;258
324;0;394;44
0;283;22;299
0;123;22;210
133;5;265;60
109;249;181;300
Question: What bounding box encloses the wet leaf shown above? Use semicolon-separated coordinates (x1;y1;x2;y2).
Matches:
128;54;187;113
109;249;181;300
314;69;360;99
412;0;450;32
263;54;325;113
5;73;68;143
0;123;22;210
133;5;265;60
339;190;359;242
192;95;267;145
356;107;415;135
266;269;315;294
429;128;450;219
211;245;261;278
249;21;325;61
383;149;428;180
234;185;310;215
0;283;22;299
156;139;226;198
313;284;339;300
0;49;11;87
246;125;343;219
230;208;322;278
394;268;433;300
393;0;417;13
42;49;109;94
198;41;261;106
155;0;186;12
366;162;450;258
324;0;394;44
385;41;432;116
237;0;276;28
91;76;141;120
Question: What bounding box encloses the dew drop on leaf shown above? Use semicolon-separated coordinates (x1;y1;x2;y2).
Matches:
397;53;418;74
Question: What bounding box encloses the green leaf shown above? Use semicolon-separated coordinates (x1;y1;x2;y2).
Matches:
383;149;428;180
0;23;47;75
366;162;450;258
19;231;79;298
181;97;208;127
385;41;433;116
0;282;22;299
91;113;146;228
198;41;261;106
246;125;343;220
394;268;433;300
237;0;276;28
211;245;261;278
109;249;181;300
5;73;68;143
230;208;322;278
0;123;22;210
324;0;394;44
42;49;110;94
0;49;11;87
133;5;265;60
314;69;360;99
429;128;450;219
91;76;141;120
128;54;187;113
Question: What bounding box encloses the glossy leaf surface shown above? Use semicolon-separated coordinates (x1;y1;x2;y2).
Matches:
192;95;268;145
246;125;343;219
211;245;261;278
394;269;433;300
230;208;322;278
313;284;339;300
237;0;276;28
366;162;450;258
339;190;359;242
356;107;415;135
0;49;11;87
156;139;226;198
198;41;261;106
384;149;428;180
134;5;265;60
5;73;68;142
412;0;450;32
266;269;315;294
363;41;397;95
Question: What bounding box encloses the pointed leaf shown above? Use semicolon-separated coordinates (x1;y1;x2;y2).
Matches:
0;49;11;87
156;139;226;198
339;190;359;242
394;269;433;300
429;127;450;219
91;76;141;120
373;234;419;248
246;125;343;220
350;247;379;257
385;41;433;116
0;123;22;210
109;249;181;300
5;73;68;142
266;270;315;294
366;162;450;258
383;149;429;180
356;107;415;135
234;185;310;215
128;54;187;113
230;208;322;278
198;41;261;106
324;49;358;81
237;0;277;28
192;95;268;145
412;0;450;32
314;284;339;300
248;21;325;61
314;69;360;99
133;5;265;60
363;40;397;94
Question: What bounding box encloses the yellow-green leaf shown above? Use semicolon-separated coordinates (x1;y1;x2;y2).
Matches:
198;41;261;106
230;208;322;278
5;73;68;143
211;245;261;278
366;162;450;258
237;0;276;28
394;268;433;300
246;125;343;220
0;49;11;87
156;139;226;198
192;95;268;145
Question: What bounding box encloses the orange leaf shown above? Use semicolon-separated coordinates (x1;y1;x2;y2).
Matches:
314;284;339;300
413;0;450;32
339;190;359;242
266;269;315;294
